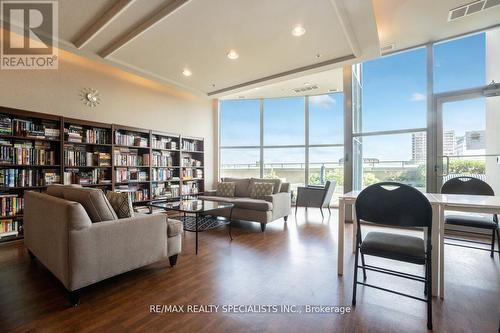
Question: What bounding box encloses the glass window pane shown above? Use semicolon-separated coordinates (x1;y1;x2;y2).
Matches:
353;132;427;191
264;148;305;196
220;148;260;178
360;47;427;133
309;93;343;144
220;100;260;146
434;33;485;93
309;146;344;205
264;97;305;145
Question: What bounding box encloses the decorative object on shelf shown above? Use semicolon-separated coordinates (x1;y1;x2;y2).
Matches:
80;88;101;108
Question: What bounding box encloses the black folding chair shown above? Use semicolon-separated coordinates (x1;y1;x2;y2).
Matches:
441;177;499;258
352;182;433;330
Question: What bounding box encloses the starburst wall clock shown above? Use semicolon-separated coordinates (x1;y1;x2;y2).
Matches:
80;88;101;108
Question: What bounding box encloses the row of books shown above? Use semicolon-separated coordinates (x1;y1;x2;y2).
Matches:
64;147;111;167
64;169;111;185
0;115;12;135
182;156;202;167
181;182;199;195
182;168;203;180
115;168;148;182
152;136;177;150
115;132;148;147
152;168;177;181
152;183;180;199
0;169;59;188
0;194;23;217
181;140;202;151
152;151;173;167
0;141;56;165
0;219;20;238
114;148;149;166
115;186;149;202
65;125;110;144
11;118;60;139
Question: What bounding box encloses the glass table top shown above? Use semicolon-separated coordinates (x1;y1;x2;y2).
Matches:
149;199;234;213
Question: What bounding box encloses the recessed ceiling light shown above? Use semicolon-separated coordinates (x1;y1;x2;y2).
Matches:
182;69;192;77
303;82;312;86
292;25;306;37
227;50;239;60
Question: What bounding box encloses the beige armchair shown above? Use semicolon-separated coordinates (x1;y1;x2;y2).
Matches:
24;191;182;305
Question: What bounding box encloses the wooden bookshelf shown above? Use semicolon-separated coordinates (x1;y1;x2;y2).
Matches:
0;106;205;243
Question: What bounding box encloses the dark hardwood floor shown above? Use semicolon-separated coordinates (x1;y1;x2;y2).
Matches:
0;208;499;333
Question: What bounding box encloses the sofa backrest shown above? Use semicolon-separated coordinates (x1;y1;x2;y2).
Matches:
221;177;290;196
221;177;251;197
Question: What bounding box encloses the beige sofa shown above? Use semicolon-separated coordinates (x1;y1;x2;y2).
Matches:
24;187;182;305
198;177;291;231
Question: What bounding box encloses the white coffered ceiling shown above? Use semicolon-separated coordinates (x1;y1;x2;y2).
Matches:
27;0;500;98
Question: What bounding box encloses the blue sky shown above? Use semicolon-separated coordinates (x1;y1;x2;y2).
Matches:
220;32;487;164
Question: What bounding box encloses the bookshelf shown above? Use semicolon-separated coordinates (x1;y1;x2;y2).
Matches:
63;118;112;189
0;106;205;243
151;131;181;202
0;108;62;242
113;125;151;206
180;136;205;197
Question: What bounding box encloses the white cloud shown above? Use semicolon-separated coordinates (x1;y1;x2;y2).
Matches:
410;92;426;102
310;94;336;108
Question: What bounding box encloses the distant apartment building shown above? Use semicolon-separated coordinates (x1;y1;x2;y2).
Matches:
412;130;485;162
412;130;455;162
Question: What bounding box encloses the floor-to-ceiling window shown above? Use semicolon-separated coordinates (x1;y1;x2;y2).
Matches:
219;99;261;178
353;47;428;190
219;92;344;203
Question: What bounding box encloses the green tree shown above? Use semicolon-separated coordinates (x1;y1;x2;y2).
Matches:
448;159;485;174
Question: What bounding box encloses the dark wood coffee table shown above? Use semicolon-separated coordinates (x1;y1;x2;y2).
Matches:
149;199;234;255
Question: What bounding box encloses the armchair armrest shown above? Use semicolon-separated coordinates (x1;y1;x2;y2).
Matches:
68;214;168;290
204;190;217;196
263;192;291;218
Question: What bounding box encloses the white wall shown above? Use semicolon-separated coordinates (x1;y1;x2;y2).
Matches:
485;29;500;194
0;50;216;188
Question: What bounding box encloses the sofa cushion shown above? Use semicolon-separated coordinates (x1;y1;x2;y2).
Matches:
250;182;274;199
198;195;236;203
234;198;273;211
167;219;183;237
222;177;251;197
63;187;118;222
106;191;134;219
46;184;82;198
250;178;282;194
216;182;235;197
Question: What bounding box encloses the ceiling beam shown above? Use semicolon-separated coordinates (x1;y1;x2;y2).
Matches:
207;54;355;96
99;0;190;58
329;0;361;57
73;0;134;49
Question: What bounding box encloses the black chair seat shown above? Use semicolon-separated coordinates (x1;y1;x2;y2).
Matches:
360;231;426;265
445;214;497;229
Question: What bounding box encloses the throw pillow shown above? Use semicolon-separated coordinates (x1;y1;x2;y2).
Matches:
216;182;236;197
250;182;274;199
106;191;134;219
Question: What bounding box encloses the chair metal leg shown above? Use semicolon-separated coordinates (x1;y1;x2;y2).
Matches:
295;205;298;215
352;240;360;306
426;256;433;330
328;206;331;215
360;253;367;281
320;208;324;218
491;228;496;258
496;228;500;260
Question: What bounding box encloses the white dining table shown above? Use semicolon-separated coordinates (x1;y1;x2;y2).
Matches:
337;191;500;299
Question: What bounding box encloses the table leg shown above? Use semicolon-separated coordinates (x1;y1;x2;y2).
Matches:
439;205;445;299
431;204;440;297
228;207;233;241
352;207;357;253
337;199;345;275
195;213;199;255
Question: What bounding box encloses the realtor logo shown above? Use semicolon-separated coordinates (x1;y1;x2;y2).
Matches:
1;0;58;69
